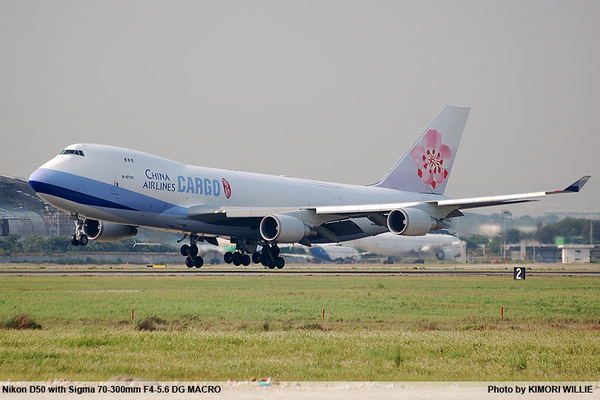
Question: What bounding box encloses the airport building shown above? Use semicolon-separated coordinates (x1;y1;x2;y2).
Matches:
507;241;596;264
0;175;72;237
558;245;594;264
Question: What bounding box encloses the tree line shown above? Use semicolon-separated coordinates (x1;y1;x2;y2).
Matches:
459;217;598;254
0;234;175;255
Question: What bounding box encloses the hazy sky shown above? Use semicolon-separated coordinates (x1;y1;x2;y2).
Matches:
1;1;598;216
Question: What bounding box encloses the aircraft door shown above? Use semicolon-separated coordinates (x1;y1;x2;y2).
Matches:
111;174;121;204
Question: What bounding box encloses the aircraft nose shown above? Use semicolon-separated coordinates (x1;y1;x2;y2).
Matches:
28;167;56;195
28;168;46;193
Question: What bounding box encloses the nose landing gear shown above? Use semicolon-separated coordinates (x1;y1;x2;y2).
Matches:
71;214;88;246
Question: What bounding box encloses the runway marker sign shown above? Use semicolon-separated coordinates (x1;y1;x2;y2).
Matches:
513;267;526;280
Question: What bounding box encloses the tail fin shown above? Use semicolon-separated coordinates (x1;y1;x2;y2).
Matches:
375;105;470;194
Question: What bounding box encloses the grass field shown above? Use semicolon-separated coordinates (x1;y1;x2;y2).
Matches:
1;272;599;381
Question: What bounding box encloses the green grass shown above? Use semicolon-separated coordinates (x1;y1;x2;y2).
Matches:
1;275;599;381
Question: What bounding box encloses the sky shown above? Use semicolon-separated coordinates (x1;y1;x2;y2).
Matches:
1;0;598;216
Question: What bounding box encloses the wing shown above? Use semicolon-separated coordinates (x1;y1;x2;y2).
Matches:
186;176;590;243
433;175;591;211
317;176;591;218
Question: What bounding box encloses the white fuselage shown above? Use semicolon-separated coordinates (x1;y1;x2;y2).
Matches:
347;232;463;260
29;143;445;242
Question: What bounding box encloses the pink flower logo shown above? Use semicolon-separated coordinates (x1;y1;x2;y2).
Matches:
410;129;452;190
222;178;232;199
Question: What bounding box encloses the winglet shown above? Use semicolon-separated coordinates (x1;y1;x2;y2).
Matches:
547;176;591;194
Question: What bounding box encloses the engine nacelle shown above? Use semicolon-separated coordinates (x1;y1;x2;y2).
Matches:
387;208;442;236
259;214;311;243
436;249;456;261
83;219;138;242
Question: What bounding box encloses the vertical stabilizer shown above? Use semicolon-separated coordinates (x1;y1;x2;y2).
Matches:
375;105;470;194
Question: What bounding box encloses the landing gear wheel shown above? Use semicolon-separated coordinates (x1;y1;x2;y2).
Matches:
224;252;233;264
232;252;242;266
260;245;270;267
71;234;88;246
194;256;204;268
185;256;195;268
242;254;251;266
252;252;261;264
188;244;198;257
271;245;280;257
180;244;190;256
79;235;88;246
275;257;285;269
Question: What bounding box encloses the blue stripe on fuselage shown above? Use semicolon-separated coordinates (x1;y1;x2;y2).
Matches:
29;168;185;215
29;179;137;211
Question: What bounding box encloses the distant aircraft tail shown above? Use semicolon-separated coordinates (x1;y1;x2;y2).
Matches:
375;105;470;194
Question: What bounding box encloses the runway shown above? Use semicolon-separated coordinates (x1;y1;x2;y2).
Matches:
1;266;598;276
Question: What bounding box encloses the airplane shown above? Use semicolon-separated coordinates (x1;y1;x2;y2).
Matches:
347;231;463;262
309;244;362;264
28;105;590;269
309;231;461;263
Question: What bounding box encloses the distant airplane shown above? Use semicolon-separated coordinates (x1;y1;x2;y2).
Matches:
310;231;462;263
28;105;590;269
309;244;361;264
347;231;463;262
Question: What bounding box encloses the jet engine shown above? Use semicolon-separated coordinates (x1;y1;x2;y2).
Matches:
436;249;457;261
387;208;442;236
259;214;311;243
83;219;138;242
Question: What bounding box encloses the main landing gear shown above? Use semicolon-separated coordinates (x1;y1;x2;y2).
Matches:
223;238;254;267
179;236;286;270
71;214;88;246
223;243;285;269
259;243;285;269
180;235;205;268
224;251;251;266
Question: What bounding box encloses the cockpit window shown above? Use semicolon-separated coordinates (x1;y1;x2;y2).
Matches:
60;149;85;156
